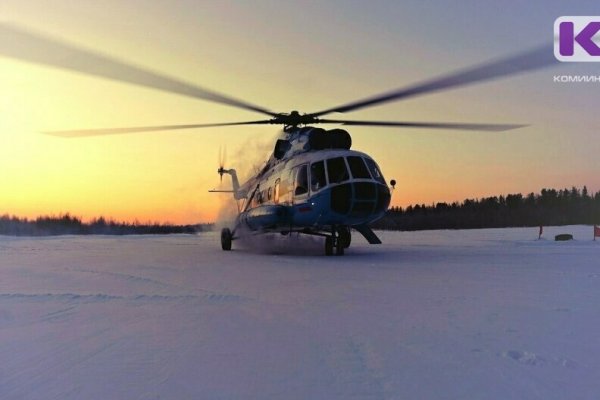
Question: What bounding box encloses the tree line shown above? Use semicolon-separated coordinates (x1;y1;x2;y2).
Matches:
2;186;599;236
372;186;600;231
0;214;212;236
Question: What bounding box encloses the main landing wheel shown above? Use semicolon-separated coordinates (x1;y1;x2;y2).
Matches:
221;228;233;251
325;233;345;256
338;226;351;249
335;241;344;256
325;236;334;256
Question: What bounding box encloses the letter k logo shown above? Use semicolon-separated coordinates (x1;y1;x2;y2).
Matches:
555;17;600;62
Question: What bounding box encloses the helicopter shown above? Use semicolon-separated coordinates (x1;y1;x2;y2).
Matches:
0;24;556;255
209;125;394;255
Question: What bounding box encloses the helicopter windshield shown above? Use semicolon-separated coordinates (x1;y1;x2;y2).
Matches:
364;158;386;184
326;157;349;184
347;156;371;179
309;156;386;192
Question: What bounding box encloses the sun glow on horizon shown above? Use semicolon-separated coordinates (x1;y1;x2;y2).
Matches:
1;1;599;224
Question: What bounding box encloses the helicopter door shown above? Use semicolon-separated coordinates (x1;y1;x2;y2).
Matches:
293;164;309;203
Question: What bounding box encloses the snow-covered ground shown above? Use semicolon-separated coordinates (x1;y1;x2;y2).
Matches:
1;226;599;399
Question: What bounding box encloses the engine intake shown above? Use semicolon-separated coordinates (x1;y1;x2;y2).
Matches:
308;128;352;150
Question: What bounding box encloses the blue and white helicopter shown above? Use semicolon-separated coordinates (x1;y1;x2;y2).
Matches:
210;122;395;255
0;24;555;255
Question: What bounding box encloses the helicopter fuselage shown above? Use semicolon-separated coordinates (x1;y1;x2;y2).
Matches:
217;127;393;253
237;148;390;232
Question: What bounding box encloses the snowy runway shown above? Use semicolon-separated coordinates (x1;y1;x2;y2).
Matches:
1;227;599;399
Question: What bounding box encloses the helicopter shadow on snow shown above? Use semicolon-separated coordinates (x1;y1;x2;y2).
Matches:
229;231;407;259
228;240;445;268
233;232;327;256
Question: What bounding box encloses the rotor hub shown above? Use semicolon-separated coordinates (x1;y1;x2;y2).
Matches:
271;111;319;127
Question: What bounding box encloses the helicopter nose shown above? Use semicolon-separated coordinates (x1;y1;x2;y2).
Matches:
330;182;391;218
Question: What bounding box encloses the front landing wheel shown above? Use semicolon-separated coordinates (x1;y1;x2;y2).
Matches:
221;228;233;251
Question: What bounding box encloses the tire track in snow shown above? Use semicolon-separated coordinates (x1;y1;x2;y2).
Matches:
0;292;248;304
70;268;244;301
501;350;578;368
40;306;77;323
71;268;175;289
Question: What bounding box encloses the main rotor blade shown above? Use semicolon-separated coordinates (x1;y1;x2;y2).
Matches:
0;23;277;117
318;119;527;132
310;44;555;117
44;120;273;138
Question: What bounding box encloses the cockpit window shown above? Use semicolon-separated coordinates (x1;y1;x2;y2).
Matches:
326;157;349;184
365;158;385;184
295;164;309;196
310;160;327;192
347;156;371;179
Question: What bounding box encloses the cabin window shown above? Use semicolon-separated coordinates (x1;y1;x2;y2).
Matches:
326;157;349;184
274;179;280;203
310;160;327;192
295;165;309;196
365;158;385;184
268;187;272;200
254;190;261;206
347;156;371;179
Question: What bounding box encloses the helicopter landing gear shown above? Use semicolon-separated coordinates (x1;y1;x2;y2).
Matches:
335;240;344;256
325;236;334;256
221;228;233;251
338;226;351;249
325;227;345;256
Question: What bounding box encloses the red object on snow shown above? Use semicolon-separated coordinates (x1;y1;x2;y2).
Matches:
594;225;600;239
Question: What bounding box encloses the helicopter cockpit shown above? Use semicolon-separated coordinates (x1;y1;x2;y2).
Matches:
293;153;391;219
294;154;386;192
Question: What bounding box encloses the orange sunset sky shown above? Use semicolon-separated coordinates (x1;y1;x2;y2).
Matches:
1;1;599;224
